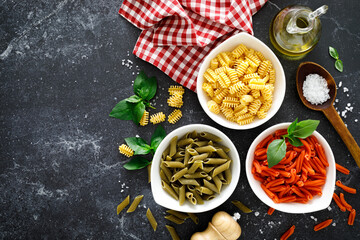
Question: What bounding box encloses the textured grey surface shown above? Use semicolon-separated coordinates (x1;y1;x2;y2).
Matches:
1;0;359;239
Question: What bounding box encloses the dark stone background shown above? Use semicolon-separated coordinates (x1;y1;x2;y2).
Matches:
1;0;359;239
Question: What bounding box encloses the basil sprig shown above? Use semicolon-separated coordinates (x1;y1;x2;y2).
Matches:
329;46;343;72
123;125;166;170
267;119;320;168
110;71;157;124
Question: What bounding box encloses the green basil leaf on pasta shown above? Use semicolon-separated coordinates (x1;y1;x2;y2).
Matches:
329;46;339;60
132;101;145;124
292;119;320;139
126;95;142;103
335;59;343;72
125;137;151;155
109;99;134;120
287;118;298;136
124;156;151;170
267;139;286;168
133;71;157;101
151;125;166;151
288;136;303;147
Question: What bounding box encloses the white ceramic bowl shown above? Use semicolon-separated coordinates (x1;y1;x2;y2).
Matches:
245;123;336;214
196;32;286;129
151;124;240;213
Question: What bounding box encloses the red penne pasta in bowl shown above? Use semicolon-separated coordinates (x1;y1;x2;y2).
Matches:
245;122;336;213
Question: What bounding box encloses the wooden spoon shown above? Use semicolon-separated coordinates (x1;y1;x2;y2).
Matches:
296;62;360;168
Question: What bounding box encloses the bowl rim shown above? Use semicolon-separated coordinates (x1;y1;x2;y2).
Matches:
150;124;241;213
196;32;286;130
245;122;336;214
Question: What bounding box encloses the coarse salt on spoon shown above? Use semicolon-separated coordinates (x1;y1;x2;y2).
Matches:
296;61;360;168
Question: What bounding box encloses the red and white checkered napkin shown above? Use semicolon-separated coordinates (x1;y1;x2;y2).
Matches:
119;0;267;91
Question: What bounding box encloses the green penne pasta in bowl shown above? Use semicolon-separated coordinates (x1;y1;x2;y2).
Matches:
151;124;240;213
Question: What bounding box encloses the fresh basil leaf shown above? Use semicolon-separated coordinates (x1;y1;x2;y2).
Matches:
151;125;166;151
267;139;286;168
126;95;142;103
329;46;339;60
125;137;151;155
287;118;298;136
109;99;134;120
124;156;151;170
133;71;157;101
132;101;145;124
292;120;320;139
288;136;303;147
335;59;343;72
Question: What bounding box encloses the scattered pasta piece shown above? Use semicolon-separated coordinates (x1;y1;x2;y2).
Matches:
187;213;199;224
231;200;252;213
150;112;166;124
335;163;350;175
117;195;130;215
168;109;182;124
166;225;181;240
146;208;158;231
339;193;353;211
168;85;185;95
119;144;134;157
127;195;144;213
139;110;149;126
333;193;346;212
314;219;332;231
280;225;295;240
165;215;185;224
147;163;152;183
348;209;356;225
336;180;356;194
267;207;275;215
207;100;220;114
167;94;183;108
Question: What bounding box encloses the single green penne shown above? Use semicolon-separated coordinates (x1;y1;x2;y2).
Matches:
178;178;200;186
214;144;230;152
170;167;188;182
127;195;144;213
187;160;203;174
163;161;185;168
203;179;219;193
147;163;152;183
166;225;181;240
212;160;231;177
165;215;185;224
204;158;228;165
232;200;252;213
224;168;232;185
195;145;217;153
192;141;208;147
217;172;225;181
177;138;194;147
166;210;190;220
199;132;222;142
202;166;214;173
184;148;191;166
185;191;193;199
187;213;199;224
169;136;178;157
162;180;179;200
186;147;199;156
171;183;181;195
146;208;158;231
160;162;173;180
188;153;209;164
195;186;214;195
174;157;184;162
203;194;216;201
191;190;204;205
187;185;196;192
179;185;186;206
173;151;185;159
162;146;170;159
184;172;208;179
190;130;198;139
160;169;170;184
212;175;222;193
215;148;231;160
117;195;130;215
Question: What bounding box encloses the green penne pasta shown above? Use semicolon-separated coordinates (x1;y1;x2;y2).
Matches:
163;161;185;168
204;158;228;164
177;138;194;147
160;162;172;180
203;194;216;201
188;153;209;164
169;136;178;157
162;180;179;200
146;208;158;231
202;166;214;173
162;146;170;159
166;225;180;240
170;167;188;182
147;164;152;183
195;145;217;153
199;132;222;142
187;160;203;174
224;168;232;185
179;185;185;206
195;186;214;195
203;179;219;193
160;169;170;184
127;195;144;213
187;213;199;224
116;195;130;215
171;183;180;195
192;141;208;147
186;147;199;156
165;215;185;224
166;210;189;220
178;178;200;186
215;148;231;160
212;175;222;193
212;160;231;177
214;144;230;152
173;151;185;159
184;172;208;179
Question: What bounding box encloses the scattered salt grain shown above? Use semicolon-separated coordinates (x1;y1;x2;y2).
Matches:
303;74;330;105
310;216;317;221
327;206;332;211
343;87;349;93
355;119;358;122
233;212;241;221
339;81;342;87
335;99;339;103
254;211;260;217
332;222;336;227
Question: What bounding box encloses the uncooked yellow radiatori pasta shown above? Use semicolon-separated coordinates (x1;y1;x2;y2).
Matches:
168;109;182;124
150;112;166;124
159;131;232;205
139;110;149;126
202;44;275;125
118;144;134;157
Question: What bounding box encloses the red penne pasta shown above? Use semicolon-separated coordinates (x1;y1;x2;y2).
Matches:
314;219;332;231
335;163;350;175
332;193;346;212
339;193;352;211
268;207;275;215
348;209;356;225
336;180;356;194
280;225;295;240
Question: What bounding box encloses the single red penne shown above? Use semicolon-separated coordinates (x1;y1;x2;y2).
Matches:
295;197;309;203
299;187;313;200
255;154;268;160
261;184;276;199
291;186;306;198
278;195;297;203
308;159;321;174
275;129;288;137
314;219;332;231
280;225;295;240
269;185;288;192
336;180;357;194
339;193;353;211
255;148;267;156
268;207;275;215
303;180;325;187
285;168;296;184
253;174;264;182
266;178;285;188
257;134;273;150
279;185;291;198
278;170;291;178
315;143;329;167
305;186;322;192
300;139;311;159
313;157;326;175
285;161;297;172
253;159;262;173
348;209;356;226
333;193;346;212
335;163;350;175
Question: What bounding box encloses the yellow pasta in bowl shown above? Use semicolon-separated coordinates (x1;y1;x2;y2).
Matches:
197;32;286;130
151;124;240;213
